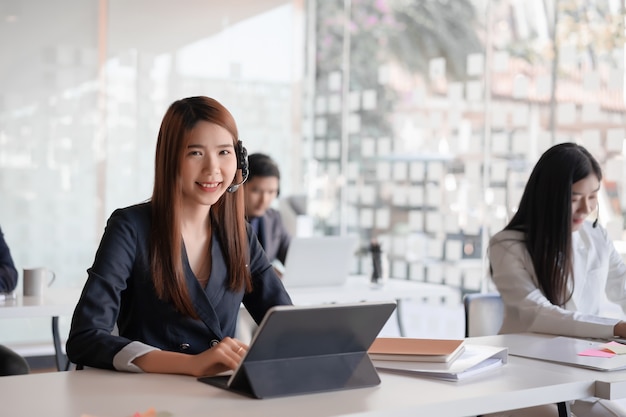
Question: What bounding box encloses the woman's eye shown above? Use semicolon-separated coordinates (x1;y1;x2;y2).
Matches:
220;149;231;155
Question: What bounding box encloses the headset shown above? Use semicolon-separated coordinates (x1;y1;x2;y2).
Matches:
226;140;249;193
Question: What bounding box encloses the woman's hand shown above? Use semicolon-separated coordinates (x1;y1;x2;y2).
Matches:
188;337;249;377
132;337;248;377
613;321;626;338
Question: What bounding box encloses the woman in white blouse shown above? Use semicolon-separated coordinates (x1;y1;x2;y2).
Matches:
489;143;626;417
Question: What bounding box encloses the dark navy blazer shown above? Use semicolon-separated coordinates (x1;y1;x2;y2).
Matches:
66;202;292;370
256;208;291;265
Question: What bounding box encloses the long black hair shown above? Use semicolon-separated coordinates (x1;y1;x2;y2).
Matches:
505;143;602;306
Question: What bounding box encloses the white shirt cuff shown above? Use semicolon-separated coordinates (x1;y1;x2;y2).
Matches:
112;341;160;373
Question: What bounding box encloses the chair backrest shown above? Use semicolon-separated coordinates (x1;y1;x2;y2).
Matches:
463;293;504;337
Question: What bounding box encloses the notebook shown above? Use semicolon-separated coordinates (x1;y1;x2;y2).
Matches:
281;236;359;288
198;301;397;398
507;334;626;371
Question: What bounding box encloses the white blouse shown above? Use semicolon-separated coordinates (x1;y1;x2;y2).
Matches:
489;221;626;339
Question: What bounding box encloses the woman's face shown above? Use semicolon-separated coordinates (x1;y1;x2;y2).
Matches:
571;174;600;232
180;121;238;210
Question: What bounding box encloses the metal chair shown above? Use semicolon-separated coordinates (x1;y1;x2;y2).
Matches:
463;293;571;417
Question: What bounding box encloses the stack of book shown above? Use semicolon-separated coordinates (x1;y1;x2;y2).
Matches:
368;337;507;381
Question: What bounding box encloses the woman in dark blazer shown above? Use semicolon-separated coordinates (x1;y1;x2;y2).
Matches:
66;97;291;376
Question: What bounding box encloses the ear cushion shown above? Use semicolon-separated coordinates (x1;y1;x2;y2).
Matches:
238;141;249;183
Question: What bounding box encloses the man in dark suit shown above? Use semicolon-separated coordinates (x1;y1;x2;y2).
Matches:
244;154;291;272
0;225;30;375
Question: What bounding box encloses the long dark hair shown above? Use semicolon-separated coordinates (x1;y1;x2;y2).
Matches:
505;143;602;306
150;96;251;318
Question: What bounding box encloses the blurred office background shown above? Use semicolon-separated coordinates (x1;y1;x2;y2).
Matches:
1;0;625;349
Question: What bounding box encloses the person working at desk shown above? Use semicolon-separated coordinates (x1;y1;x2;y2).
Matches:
0;225;30;375
66;96;292;377
489;143;626;417
244;153;291;272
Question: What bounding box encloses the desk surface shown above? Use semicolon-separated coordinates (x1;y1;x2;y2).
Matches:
287;276;458;305
0;288;81;319
0;358;595;417
475;333;626;401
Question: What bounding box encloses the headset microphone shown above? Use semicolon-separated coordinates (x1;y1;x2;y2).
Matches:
227;140;249;193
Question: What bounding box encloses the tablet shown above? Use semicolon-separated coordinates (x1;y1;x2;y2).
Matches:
198;301;397;398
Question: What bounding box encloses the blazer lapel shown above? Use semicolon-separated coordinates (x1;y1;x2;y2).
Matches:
182;242;225;339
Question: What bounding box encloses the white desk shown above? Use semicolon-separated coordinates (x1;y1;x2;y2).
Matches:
287;276;459;336
475;333;626;402
0;358;595;417
0;288;81;371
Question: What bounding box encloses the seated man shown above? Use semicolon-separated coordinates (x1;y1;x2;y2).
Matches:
0;225;30;376
244;153;291;271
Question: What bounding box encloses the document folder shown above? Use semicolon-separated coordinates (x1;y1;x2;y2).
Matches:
198;301;397;398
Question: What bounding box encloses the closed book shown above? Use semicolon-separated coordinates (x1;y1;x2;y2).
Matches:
368;337;465;363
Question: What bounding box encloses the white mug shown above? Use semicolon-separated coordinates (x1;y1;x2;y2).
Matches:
23;267;56;297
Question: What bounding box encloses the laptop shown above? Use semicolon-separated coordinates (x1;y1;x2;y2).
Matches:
280;236;360;288
198;301;397;398
507;334;626;371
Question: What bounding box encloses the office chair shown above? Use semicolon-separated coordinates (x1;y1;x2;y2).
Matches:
463;292;504;337
463;293;571;417
0;344;29;376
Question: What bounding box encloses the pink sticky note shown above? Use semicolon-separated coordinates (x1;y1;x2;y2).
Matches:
578;348;616;358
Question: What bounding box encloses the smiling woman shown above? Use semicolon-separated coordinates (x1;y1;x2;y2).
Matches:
65;96;292;377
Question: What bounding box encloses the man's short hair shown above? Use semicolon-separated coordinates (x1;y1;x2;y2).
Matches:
247;153;280;181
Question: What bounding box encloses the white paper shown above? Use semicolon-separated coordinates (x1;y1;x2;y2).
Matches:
349;91;360;111
491;132;508;153
557;102;576;125
605;158;623;182
328;71;342;91
408;186;424;206
362;138;376;157
314;139;326;158
512;104;529;127
392;185;409;206
315;96;327;114
362;90;377;110
536;75;552;96
327;140;341;158
328;94;341;114
581;130;602;154
408;211;423;230
360;185;376;205
348;113;361;133
425;212;443;234
582;103;600;123
375;208;391;229
467;53;484;76
410;162;425;181
392;260;408;279
378;137;392;155
446;240;463;261
448;82;463;103
492;51;509;73
512;74;529;99
314;117;327;137
377;162;392;181
466;80;483;101
583;72;600;91
393;162;408;181
607;129;625;152
360;209;374;228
